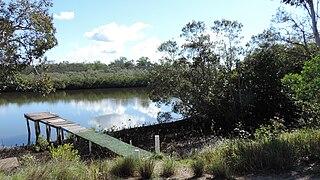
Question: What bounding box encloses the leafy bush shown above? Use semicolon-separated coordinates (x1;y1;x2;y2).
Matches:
139;158;155;179
160;158;175;177
34;135;49;152
110;156;138;178
48;143;80;161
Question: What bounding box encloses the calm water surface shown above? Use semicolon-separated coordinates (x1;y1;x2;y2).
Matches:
0;88;173;147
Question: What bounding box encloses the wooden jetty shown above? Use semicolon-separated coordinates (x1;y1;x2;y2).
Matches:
24;112;152;157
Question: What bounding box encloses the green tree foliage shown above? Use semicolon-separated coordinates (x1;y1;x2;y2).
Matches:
282;56;320;123
150;19;311;132
238;44;306;127
149;20;243;131
0;0;57;91
1;57;152;92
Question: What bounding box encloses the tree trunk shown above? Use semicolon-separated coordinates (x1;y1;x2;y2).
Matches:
307;0;320;50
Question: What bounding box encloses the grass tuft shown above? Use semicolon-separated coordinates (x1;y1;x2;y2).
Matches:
110;156;138;178
190;157;205;177
139;158;155;179
160;158;176;177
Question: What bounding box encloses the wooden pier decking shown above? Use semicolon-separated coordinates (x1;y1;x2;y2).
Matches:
24;112;152;157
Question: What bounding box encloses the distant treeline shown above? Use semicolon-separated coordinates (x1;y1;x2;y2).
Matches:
1;57;153;92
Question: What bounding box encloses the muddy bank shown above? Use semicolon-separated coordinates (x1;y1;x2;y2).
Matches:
108;118;216;156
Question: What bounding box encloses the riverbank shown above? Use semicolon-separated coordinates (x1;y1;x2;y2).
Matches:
1;131;320;179
2;118;320;179
109;118;215;156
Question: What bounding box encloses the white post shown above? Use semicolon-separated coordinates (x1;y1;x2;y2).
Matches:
155;135;160;153
129;140;132;145
135;149;140;158
89;141;92;153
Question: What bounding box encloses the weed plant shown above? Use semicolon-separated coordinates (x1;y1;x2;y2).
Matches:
48;143;80;161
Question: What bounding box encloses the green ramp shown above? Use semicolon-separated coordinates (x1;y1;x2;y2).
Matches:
76;130;152;157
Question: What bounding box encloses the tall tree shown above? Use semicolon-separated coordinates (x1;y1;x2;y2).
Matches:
281;0;320;50
0;0;57;91
149;20;244;132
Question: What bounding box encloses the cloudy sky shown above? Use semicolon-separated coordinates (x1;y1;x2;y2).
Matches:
47;0;288;64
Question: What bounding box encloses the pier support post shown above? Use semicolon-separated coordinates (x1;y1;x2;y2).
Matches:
26;118;31;145
56;128;62;144
61;130;64;142
46;125;51;142
34;121;41;144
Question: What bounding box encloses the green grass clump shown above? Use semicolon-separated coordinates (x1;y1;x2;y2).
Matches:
201;128;320;176
160;158;176;177
151;152;165;160
202;145;232;178
110;156;138;178
139;158;155;179
229;138;294;172
279;128;320;159
9;160;88;180
190;157;205;177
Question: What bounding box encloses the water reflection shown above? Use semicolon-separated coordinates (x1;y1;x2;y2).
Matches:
0;88;174;146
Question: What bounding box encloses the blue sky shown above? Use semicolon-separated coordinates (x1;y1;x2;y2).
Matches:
47;0;287;64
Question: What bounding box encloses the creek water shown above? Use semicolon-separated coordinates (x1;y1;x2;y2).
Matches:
0;88;174;147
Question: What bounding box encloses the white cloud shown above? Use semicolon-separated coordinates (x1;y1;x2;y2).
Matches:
84;22;150;43
65;22;162;63
53;12;75;20
131;37;162;62
89;114;146;130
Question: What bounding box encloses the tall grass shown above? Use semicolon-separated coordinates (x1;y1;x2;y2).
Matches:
110;156;138;178
9;160;88;179
139;158;155;179
201;128;320;176
190;157;205;177
160;158;176;177
202;144;232;178
2;128;320;179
